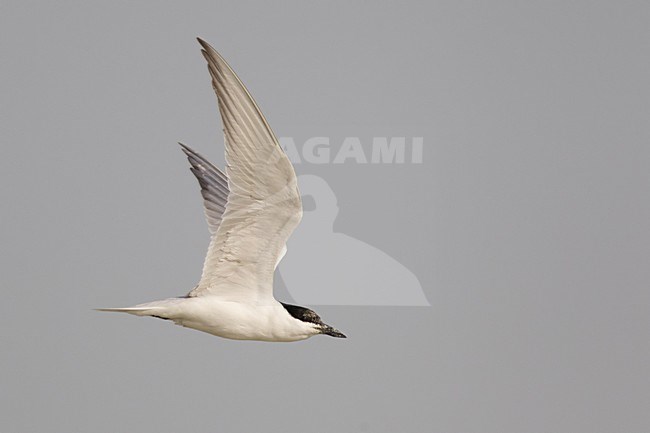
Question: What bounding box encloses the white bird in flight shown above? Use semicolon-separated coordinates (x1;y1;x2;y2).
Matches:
97;38;346;342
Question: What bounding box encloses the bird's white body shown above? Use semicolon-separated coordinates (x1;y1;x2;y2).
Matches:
120;297;320;342
97;39;345;342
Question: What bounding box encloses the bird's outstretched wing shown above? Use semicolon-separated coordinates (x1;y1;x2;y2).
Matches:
186;38;302;303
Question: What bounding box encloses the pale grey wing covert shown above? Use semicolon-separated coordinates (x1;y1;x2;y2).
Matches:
186;38;302;302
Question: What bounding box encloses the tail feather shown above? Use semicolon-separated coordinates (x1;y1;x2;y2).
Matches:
94;307;162;316
95;298;185;319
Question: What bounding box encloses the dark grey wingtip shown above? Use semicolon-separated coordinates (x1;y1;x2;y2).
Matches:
196;37;209;48
197;38;216;60
178;141;191;154
177;141;229;235
178;142;200;163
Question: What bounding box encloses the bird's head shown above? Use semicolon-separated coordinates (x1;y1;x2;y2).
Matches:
281;302;347;338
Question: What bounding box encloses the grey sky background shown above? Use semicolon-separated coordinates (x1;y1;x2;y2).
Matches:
1;1;649;432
